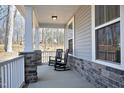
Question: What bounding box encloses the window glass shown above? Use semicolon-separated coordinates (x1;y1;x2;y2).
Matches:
68;39;73;54
96;22;120;63
95;5;120;26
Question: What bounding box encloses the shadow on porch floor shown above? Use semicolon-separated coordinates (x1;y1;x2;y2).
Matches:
28;64;95;88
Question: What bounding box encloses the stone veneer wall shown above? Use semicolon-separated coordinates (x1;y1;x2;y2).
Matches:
68;55;124;88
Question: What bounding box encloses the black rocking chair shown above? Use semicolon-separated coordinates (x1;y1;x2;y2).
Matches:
54;49;70;71
48;49;63;66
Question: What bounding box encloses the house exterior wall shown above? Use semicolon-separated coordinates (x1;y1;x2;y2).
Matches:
66;5;124;88
74;5;92;60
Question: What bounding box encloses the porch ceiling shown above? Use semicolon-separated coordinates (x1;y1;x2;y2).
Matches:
32;5;80;26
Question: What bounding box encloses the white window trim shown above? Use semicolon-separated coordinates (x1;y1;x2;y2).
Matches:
95;18;120;30
91;5;124;70
67;16;75;56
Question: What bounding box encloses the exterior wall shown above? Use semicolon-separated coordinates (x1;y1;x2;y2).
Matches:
74;5;92;60
68;55;124;88
68;5;124;88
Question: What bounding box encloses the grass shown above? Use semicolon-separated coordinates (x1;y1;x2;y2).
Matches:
0;44;23;61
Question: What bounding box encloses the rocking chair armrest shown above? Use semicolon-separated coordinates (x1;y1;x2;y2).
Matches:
61;58;64;60
60;58;65;63
49;56;55;60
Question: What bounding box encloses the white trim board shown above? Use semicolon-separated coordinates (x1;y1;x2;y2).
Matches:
95;18;120;30
66;16;75;56
120;5;124;68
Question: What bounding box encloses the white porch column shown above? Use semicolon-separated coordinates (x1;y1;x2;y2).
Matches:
34;27;40;50
24;6;33;52
120;5;124;67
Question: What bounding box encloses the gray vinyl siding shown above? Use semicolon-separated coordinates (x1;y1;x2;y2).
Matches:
74;5;92;60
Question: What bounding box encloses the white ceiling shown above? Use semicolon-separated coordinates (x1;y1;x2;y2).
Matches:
32;5;80;25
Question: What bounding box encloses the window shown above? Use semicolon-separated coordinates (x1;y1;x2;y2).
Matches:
95;5;120;63
95;5;120;26
68;22;73;29
68;39;73;54
67;17;74;55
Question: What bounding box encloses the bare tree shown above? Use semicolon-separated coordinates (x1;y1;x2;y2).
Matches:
4;5;16;52
0;6;8;44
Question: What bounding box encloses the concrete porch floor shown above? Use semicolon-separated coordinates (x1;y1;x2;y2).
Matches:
28;64;96;88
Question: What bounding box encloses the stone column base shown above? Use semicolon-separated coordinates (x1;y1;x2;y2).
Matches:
19;52;38;83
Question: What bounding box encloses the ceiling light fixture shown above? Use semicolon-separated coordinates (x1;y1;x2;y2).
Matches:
52;16;57;20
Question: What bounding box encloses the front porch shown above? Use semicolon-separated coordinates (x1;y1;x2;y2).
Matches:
28;65;95;88
0;5;124;88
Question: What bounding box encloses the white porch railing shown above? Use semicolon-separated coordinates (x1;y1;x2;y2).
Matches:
0;56;25;88
42;51;56;64
42;51;65;64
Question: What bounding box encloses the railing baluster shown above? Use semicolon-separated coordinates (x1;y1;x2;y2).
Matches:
17;60;19;87
46;51;47;63
45;51;46;63
45;52;46;63
43;52;44;63
1;66;5;88
18;59;21;87
41;52;42;63
44;52;45;63
14;60;17;88
10;62;13;87
4;65;8;88
22;57;25;84
41;51;56;64
47;51;48;63
12;62;15;88
43;51;44;63
7;64;11;88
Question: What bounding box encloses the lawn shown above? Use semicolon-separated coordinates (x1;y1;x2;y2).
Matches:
0;44;23;62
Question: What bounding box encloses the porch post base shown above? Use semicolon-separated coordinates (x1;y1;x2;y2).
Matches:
19;51;38;83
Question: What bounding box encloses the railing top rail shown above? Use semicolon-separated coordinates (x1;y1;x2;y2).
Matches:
0;55;24;66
